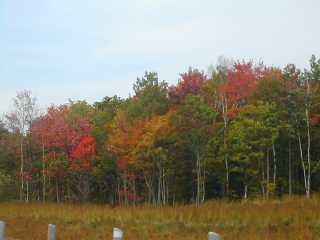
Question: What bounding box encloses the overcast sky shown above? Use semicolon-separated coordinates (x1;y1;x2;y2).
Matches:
1;0;320;114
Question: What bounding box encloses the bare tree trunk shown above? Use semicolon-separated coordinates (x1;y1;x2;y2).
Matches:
67;180;71;202
222;98;229;196
196;150;201;206
202;166;206;203
288;139;292;196
306;106;311;198
6;90;39;202
160;166;167;206
42;141;46;202
123;169;128;206
195;149;206;206
144;174;155;205
272;143;277;185
305;78;311;198
196;155;200;206
133;177;136;206
162;168;165;205
298;133;308;197
157;166;162;206
117;179;121;205
165;171;169;205
20;138;24;201
56;179;59;203
26;180;29;202
6;91;39;202
266;150;270;199
261;157;265;199
244;184;248;201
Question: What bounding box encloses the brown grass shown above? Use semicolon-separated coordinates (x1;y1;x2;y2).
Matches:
1;196;320;240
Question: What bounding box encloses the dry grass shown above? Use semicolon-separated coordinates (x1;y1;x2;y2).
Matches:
1;196;320;240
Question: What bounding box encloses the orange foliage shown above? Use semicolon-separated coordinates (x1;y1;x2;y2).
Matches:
169;67;207;103
70;136;96;172
218;63;262;119
107;110;146;170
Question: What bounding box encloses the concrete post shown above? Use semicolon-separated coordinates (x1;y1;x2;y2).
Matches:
113;228;123;240
208;231;221;240
48;224;56;240
0;221;5;240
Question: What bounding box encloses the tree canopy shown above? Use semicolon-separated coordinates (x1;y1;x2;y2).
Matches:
1;55;320;203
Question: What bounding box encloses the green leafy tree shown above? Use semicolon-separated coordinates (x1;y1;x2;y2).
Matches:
226;102;280;199
173;95;216;205
91;96;124;202
128;72;169;120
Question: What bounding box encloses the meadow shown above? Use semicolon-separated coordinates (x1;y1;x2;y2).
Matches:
1;197;320;240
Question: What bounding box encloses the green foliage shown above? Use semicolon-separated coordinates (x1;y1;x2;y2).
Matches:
67;100;94;124
0;171;12;200
174;95;216;150
128;72;169;120
226;102;280;197
2;56;320;203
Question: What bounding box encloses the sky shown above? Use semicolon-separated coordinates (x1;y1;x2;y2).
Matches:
1;0;320;114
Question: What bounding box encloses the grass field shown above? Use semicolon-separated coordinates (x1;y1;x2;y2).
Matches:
1;197;320;240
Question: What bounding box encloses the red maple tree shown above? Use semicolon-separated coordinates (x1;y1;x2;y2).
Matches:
169;67;207;103
70;136;96;172
219;62;261;118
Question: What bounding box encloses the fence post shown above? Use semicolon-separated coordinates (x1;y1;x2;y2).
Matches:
113;228;123;240
48;224;56;240
0;221;5;240
208;231;221;240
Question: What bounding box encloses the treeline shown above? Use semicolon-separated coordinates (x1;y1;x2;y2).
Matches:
0;56;320;205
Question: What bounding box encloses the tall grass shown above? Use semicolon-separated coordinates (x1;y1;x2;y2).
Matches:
1;196;320;239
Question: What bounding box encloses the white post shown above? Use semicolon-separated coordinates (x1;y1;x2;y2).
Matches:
208;231;221;240
0;221;5;240
113;228;123;240
48;224;56;240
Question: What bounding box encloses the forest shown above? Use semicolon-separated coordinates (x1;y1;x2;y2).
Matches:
0;55;320;205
